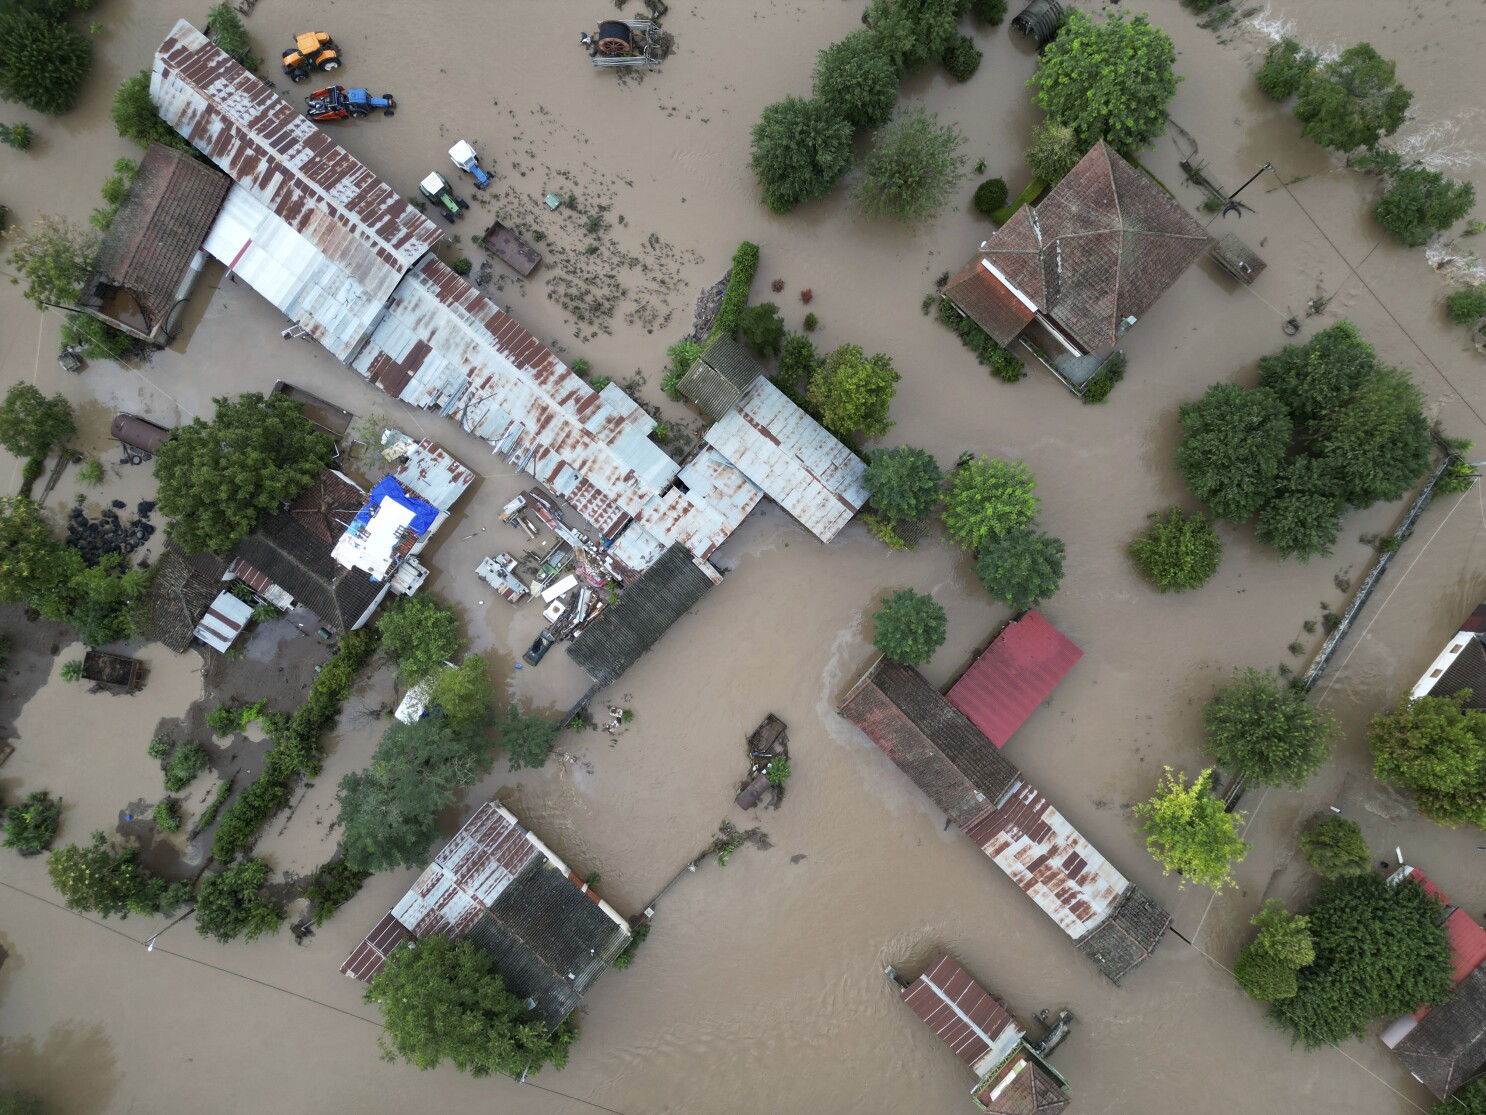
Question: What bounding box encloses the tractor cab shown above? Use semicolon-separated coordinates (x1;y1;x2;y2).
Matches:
281;31;340;83
419;172;469;223
448;140;492;188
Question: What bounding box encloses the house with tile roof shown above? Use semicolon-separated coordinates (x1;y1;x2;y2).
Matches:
136;542;228;653
1410;601;1486;711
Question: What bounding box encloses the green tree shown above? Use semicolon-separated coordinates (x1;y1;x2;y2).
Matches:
1298;815;1371;878
1369;691;1486;827
428;653;494;729
1434;1081;1486;1115
864;446;942;522
1312;364;1430;508
738;302;786;359
0;497;81;619
377;595;462;682
776;333;819;390
194;858;283;943
864;0;967;74
749;96;853;214
206;4;258;69
0;383;74;460
942;457;1039;551
1234;946;1299;1001
973;530;1065;611
970;0;1007;25
1256;37;1318;101
5;213;95;310
1028;10;1180;153
1257;320;1378;425
1128;506;1222;592
1132;767;1249;892
1374;166;1476;247
153;392;332;554
365;934;574;1077
1270;873;1453;1046
1249;899;1317;969
1025;121;1086;185
1254;456;1344;561
0;9;91;115
1446;286;1486;325
811;30;898;132
61;311;138;362
1202;668;1339;788
941;33;981;82
807;343;900;440
111;70;194;153
1175;383;1292;523
3;789;60;853
495;703;558;772
872;588;947;666
0;1089;46;1115
1293;43;1412;153
46;831;191;918
853;107;967;224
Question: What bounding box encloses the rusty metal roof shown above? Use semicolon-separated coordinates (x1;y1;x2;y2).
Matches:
382;429;475;513
963;779;1129;941
901;954;1023;1078
339;912;411;981
946;610;1083;749
704;377;868;543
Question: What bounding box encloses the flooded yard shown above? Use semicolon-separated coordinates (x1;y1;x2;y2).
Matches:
3;1;1486;1112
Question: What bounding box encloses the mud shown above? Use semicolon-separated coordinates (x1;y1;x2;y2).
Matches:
3;1;1486;1112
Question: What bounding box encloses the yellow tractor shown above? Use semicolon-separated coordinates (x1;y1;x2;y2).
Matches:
281;32;340;83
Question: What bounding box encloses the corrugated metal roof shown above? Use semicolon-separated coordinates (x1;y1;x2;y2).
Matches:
1402;869;1486;987
339;912;410;981
946;611;1083;749
963;779;1129;941
705;377;868;543
678;335;763;421
192;590;252;652
902;954;1023;1078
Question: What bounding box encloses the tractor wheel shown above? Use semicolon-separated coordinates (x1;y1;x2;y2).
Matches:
456;196;469;210
292;69;308;82
322;59;340;71
384;108;395;117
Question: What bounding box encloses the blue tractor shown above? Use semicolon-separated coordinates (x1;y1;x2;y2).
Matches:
305;86;396;122
448;140;493;188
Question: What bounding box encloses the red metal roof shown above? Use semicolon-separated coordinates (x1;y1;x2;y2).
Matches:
946;611;1083;748
901;954;1021;1077
339;911;410;981
1406;869;1486;987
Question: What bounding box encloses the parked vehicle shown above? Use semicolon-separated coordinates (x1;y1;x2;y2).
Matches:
523;629;556;666
448;140;492;188
305;86;395;122
281;31;340;82
419;171;468;223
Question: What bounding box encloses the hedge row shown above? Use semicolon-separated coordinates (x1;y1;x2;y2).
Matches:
934;297;1025;382
708;241;761;342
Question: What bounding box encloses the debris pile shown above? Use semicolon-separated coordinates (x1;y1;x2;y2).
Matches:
66;500;156;565
734;713;790;811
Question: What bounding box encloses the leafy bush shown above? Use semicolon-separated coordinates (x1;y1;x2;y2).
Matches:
611;922;650;970
306;857;373;927
1298;816;1370;878
970;0;1007;25
75;458;103;485
941;33;981;82
934;301;1026;380
1447;285;1486;324
1080;351;1127;404
710;242;761;340
1026;121;1085;186
802;312;818;332
207;703;239;737
1256;38;1318;101
972;178;1008;217
1129;506;1222;592
47;831;191;917
147;736;173;760
153;798;181;832
942;457;1039;551
206;4;258;70
0;9;92;115
872;588;947;666
776;334;819;390
749;97;853;214
1374;166;1476;247
60;659;83;682
853;107;967;224
1368;690;1486;828
4;790;61;854
738;302;786;359
974;530;1066;611
811;30;898;132
164;741;210;792
60;312;137;362
194;780;232;832
1;121;32;149
449;256;473;276
765;756;791;785
195;858;283;943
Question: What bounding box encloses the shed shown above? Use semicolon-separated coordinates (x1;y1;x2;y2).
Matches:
945;610;1083;748
678;335;763;421
136;542;227;653
901;954;1023;1078
192;589;253;652
1210;233;1267;285
1012;0;1063;46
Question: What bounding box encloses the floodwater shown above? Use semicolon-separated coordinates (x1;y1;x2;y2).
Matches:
3;1;1486;1111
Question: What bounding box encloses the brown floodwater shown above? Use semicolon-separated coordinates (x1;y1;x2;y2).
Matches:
3;1;1486;1111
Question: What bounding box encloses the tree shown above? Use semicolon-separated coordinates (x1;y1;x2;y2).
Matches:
0;9;91;115
1234;946;1299;1002
111;70;194;153
1249;899;1317;969
46;831;191;918
1435;1082;1486;1115
1447;286;1486;325
942;457;1039;551
738;302;786;359
1369;691;1486;827
5;214;95;310
811;30;898;132
153;392;332;554
1375;166;1476;246
941;33;981;82
194;858;283;943
970;0;1007;25
495;703;558;771
749;96;853;214
1128;506;1222;592
1298;816;1370;878
777;333;819;390
1202;668;1339;788
1175;384;1291;523
974;530;1065;611
864;0;967;74
61;311;138;362
1254;456;1344;561
853;107;967;224
0;497;82;620
1313;364;1430;508
864;446;942;522
1132;767;1249;892
0;384;74;461
872;589;947;666
1257;320;1378;425
428;654;494;729
1256;37;1318;101
1294;43;1412;153
972;178;1008;217
365;934;574;1078
1270;873;1453;1046
206;4;259;70
1028;10;1180;153
1025;121;1086;185
377;595;463;682
807;343;900;440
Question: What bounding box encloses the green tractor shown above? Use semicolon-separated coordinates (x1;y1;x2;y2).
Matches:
419;172;469;223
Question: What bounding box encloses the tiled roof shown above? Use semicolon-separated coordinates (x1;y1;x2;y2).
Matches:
679;335;763;421
137;542;227;653
1435;639;1486;713
232;505;386;632
1074;883;1172;984
943;259;1037;347
946;611;1083;749
1392;963;1486;1101
566;544;715;687
285;469;364;544
975;1054;1072;1114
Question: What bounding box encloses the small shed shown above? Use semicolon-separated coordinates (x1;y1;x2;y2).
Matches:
678;334;764;421
193;589;254;652
1210;232;1267;285
1012;0;1063;46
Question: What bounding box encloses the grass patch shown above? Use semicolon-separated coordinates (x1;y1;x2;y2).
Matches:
989;178;1047;226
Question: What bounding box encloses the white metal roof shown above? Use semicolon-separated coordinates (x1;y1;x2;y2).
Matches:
193;590;253;653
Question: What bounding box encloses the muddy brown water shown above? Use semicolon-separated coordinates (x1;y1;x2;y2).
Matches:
3;1;1486;1111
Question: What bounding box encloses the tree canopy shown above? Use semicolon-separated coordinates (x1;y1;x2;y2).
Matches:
1234;900;1315;1001
1375;166;1476;247
1436;1082;1486;1115
1269;873;1454;1046
863;0;967;74
973;530;1065;612
811;30;898;132
872;588;947;666
852;107;967;224
111;70;194;153
495;703;558;772
153;392;333;554
1128;506;1222;592
365;934;574;1078
1254;457;1344;562
1175;383;1291;524
428;653;494;730
1202;668;1339;788
1369;691;1486;827
942;457;1039;551
1293;43;1412;153
194;858;283;943
1025;120;1087;185
0;383;74;461
0;8;92;115
749;97;853;214
864;446;942;523
738;302;786;359
1298;816;1371;878
1132;767;1249;892
5;213;95;310
807;343;900;441
1312;364;1431;509
1257;320;1377;425
1028;10;1180;153
377;594;463;682
46;831;191;918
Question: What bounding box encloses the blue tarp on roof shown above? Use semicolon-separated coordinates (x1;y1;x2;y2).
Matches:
349;475;440;538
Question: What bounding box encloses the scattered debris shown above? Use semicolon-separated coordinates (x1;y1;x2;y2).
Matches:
735;713;789;811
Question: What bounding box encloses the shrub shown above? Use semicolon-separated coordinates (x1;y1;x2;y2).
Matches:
1447;286;1486;324
194;780;232;832
710;242;761;340
1;121;32;149
972;178;1009;218
664;339;701;396
306;857;373;927
207;703;239;737
970;0;1007;25
47;831;191;917
449;257;473;276
0;10;92;115
1375;166;1476;247
1080;351;1127;404
1129;506;1222;592
4;790;61;854
153;798;181;832
777;333;819;390
206;4;258;69
75;458;103;485
807;343;899;440
802;312;818;332
749;97;853;214
195;858;283;943
1026;121;1085;187
1299;816;1370;878
941;33;982;82
765;756;791;785
60;659;83;682
611;922;650;970
572;357;591;376
147;736;173;760
1256;38;1318;101
872;588;947;666
738;302;786;359
853;107;967;224
1175;383;1291;523
811;29;898;132
60;312;137;362
164;741;210;792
